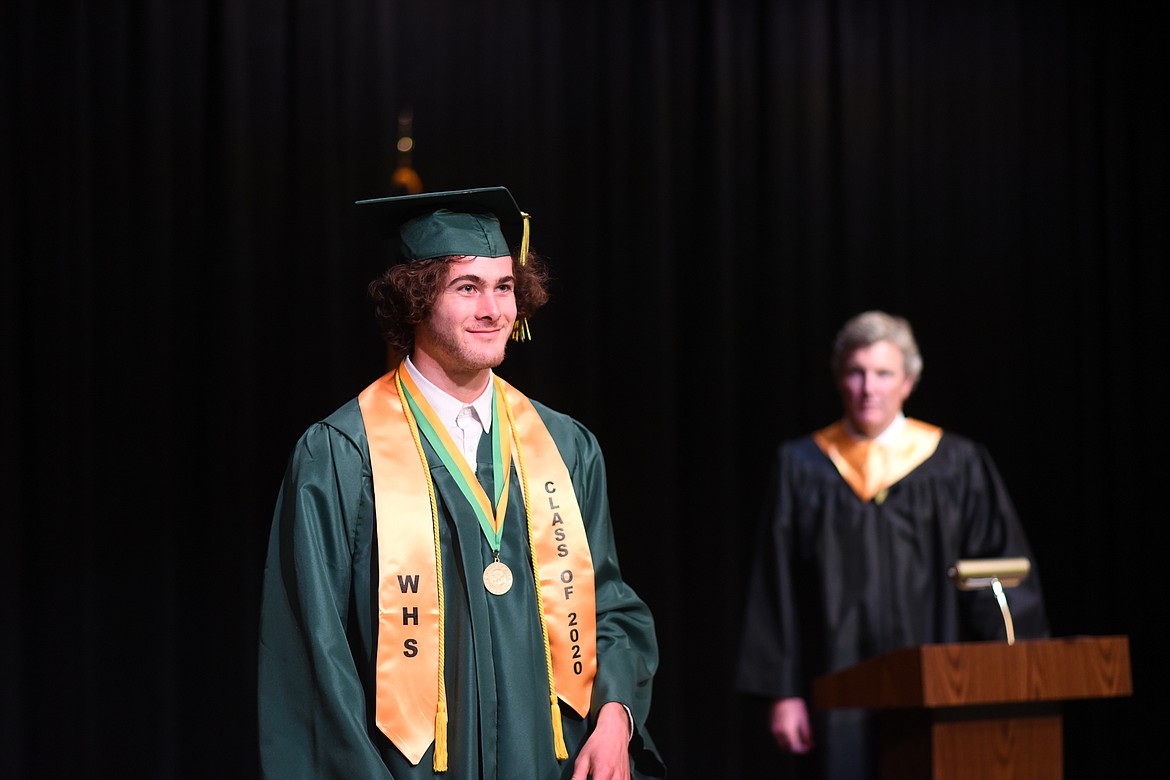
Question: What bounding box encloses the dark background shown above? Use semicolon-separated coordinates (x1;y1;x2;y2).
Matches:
3;1;1166;777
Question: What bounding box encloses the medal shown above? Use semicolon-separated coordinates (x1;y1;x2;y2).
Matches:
400;373;518;597
483;559;514;595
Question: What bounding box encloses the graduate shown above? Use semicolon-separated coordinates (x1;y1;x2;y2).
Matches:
735;310;1049;780
259;187;665;780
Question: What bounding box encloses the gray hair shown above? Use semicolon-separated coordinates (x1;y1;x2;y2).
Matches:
830;311;923;384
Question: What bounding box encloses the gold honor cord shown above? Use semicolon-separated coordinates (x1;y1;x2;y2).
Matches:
391;378;450;771
397;370;516;594
502;387;570;759
500;381;598;751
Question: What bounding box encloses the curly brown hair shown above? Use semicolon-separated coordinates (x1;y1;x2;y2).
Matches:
368;252;551;357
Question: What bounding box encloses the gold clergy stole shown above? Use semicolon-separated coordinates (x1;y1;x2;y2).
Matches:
813;418;942;503
357;367;597;769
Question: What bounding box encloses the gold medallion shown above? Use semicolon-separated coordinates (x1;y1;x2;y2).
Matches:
483;560;514;595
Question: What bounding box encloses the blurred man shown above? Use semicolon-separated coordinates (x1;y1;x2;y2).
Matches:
736;310;1048;779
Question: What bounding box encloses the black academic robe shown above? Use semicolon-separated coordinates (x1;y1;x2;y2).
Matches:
259;395;665;779
735;429;1048;780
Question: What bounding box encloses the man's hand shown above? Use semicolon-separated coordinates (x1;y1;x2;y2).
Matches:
770;697;814;754
570;701;631;780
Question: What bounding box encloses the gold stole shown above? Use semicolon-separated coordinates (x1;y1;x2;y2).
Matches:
357;368;597;767
813;418;942;503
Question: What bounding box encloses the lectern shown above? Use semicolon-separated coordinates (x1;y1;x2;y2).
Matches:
812;636;1132;779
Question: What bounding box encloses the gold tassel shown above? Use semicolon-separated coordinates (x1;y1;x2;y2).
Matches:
511;211;533;342
550;694;569;760
518;211;531;266
433;700;449;772
511;317;531;342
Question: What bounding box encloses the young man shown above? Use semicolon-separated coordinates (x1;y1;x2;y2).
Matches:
736;310;1048;780
259;187;664;780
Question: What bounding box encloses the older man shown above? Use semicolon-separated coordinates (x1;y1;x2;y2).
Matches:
736;310;1048;780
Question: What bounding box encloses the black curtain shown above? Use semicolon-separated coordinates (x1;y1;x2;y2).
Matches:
3;1;1165;777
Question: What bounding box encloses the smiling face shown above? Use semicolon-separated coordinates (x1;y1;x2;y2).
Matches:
836;340;915;438
411;254;517;398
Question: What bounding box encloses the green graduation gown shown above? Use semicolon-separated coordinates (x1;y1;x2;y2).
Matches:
259;394;664;779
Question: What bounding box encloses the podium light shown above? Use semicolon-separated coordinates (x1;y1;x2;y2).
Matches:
948;557;1032;645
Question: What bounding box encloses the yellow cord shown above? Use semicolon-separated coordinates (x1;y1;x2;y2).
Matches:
500;382;568;759
396;374;449;772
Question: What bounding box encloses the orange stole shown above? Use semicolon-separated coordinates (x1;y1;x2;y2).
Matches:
357;370;597;766
503;381;598;719
358;372;441;766
813;419;942;502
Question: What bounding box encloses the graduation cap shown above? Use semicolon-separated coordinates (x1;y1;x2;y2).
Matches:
355;186;534;340
355;186;528;262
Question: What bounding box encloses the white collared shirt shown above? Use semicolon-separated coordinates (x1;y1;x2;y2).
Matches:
403;357;493;468
844;412;907;443
874;412;907;444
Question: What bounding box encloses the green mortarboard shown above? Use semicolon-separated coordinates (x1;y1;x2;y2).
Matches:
355;186;534;341
355;186;526;261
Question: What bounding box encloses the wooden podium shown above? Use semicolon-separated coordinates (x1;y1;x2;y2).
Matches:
812;636;1132;779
